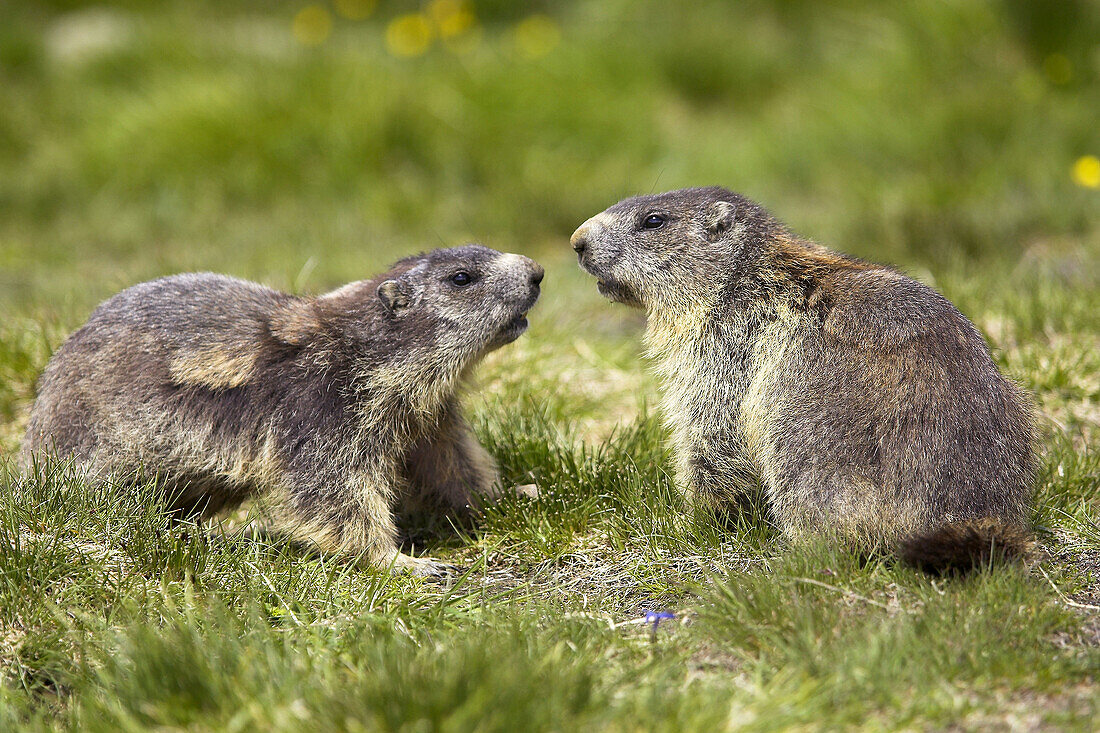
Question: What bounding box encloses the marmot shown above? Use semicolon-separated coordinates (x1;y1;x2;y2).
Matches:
21;244;544;574
571;187;1035;571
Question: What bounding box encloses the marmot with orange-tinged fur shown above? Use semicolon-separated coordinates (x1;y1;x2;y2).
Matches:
571;187;1034;572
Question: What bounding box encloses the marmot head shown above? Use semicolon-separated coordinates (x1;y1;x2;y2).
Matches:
570;187;777;312
314;244;543;361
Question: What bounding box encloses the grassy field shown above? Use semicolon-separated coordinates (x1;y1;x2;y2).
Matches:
2;0;1099;729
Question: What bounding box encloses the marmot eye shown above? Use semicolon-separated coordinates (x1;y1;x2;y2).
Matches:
642;213;666;230
450;271;474;287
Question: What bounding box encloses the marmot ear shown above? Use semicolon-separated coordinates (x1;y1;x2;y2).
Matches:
706;201;737;241
377;279;412;315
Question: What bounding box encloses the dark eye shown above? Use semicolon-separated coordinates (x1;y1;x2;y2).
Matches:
450;271;474;286
642;213;666;230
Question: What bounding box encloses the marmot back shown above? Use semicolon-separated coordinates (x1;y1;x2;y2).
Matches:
23;245;544;575
572;187;1034;572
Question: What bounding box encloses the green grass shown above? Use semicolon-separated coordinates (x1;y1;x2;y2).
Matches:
1;0;1099;729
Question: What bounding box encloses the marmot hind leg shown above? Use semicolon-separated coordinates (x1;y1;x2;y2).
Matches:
262;462;452;576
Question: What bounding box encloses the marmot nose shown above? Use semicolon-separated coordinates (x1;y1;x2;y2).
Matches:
529;265;544;286
571;235;587;254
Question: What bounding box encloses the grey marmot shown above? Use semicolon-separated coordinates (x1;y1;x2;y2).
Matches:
21;244;544;574
571;187;1034;571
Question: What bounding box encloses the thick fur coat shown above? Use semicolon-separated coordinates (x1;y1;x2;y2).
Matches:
22;245;543;574
572;187;1034;570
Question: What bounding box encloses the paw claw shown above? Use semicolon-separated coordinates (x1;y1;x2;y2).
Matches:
513;483;539;500
388;552;455;577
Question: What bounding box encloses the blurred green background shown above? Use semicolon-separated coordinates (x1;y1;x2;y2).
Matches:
2;5;1100;727
3;0;1098;285
1;0;1098;445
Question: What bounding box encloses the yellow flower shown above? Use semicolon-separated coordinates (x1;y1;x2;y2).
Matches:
1072;155;1100;189
439;10;475;39
513;15;560;60
334;0;377;21
292;5;332;47
428;0;461;24
386;14;434;57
